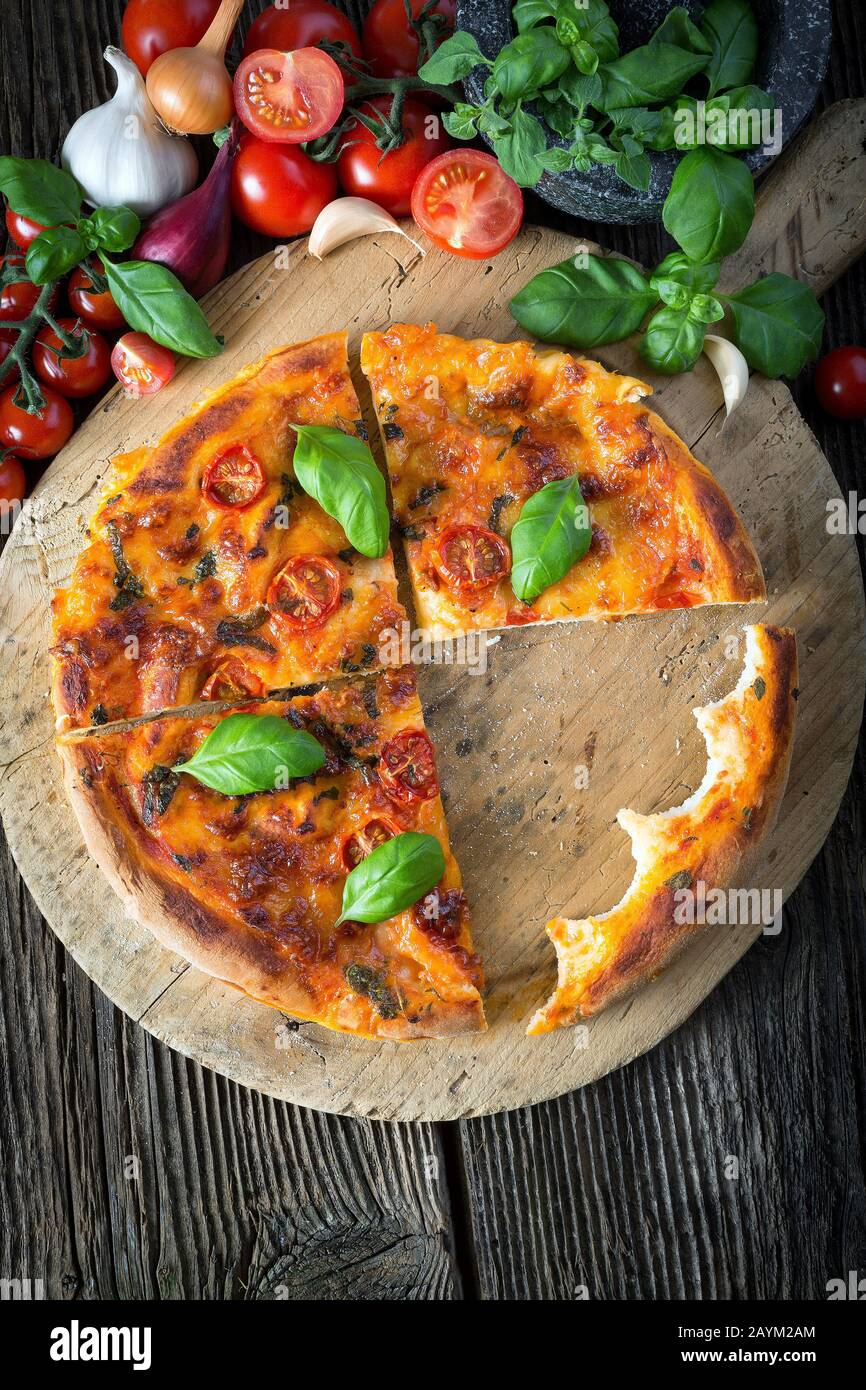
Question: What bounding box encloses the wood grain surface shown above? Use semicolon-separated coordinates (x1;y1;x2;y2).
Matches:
1;0;865;1298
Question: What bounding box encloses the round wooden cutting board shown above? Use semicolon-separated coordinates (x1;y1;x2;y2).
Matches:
1;108;865;1120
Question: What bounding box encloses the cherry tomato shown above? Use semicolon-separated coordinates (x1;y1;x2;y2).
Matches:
0;453;27;507
242;0;362;63
4;207;50;249
234;47;344;144
379;730;439;804
267;555;342;630
0;328;20;383
341;818;400;871
362;0;456;78
0;256;40;321
200;659;266;702
122;0;221;76
0;385;74;460
336;96;452;217
412;151;524;259
32;319;112;399
67;259;126;331
111;333;175;397
202;445;266;508
433;523;511;591
815;346;866;421
231;134;337;237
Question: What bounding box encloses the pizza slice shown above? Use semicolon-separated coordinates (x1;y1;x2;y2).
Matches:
58;665;484;1040
528;624;797;1034
361;323;765;640
52;333;407;732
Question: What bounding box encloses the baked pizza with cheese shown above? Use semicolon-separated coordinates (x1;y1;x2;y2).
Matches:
52;333;406;732
361;323;765;639
528;625;798;1034
59;665;484;1040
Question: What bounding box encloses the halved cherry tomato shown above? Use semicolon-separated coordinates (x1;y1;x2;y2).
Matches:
67;258;126;331
0;385;74;459
336;96;451;218
341;817;400;871
5;207;50;249
362;0;456;79
242;1;362;62
234;47;344;144
815;345;866;420
202;444;266;509
111;333;175;397
32;319;112;399
379;730;439;804
122;0;221;76
231;134;338;238
267;555;342;630
0;453;27;507
411;150;524;259
200;659;266;702
433;523;511;591
0;257;40;321
0;328;20;383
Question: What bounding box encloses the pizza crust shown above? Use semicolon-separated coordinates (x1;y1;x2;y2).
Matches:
527;624;798;1034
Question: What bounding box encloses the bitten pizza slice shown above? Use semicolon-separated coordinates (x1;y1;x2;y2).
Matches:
361;323;765;640
528;625;797;1033
58;666;484;1040
52;333;406;732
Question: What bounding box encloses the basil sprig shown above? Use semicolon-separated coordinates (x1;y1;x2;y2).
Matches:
292;424;390;558
700;0;759;97
336;832;446;928
511;475;592;604
175;714;326;795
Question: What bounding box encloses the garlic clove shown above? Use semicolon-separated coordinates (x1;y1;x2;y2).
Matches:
308;198;425;261
703;333;750;422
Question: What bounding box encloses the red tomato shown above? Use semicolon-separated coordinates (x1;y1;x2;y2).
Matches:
267;555;342;630
5;207;50;249
0;328;20;383
0;256;40;321
433;523;511;591
336;97;452;217
234;47;344;144
362;0;456;78
111;333;175;397
122;0;221;75
202;445;266;508
341;818;400;871
412;150;524;259
815;346;866;420
67;259;126;331
32;319;111;399
231;134;337;237
0;385;74;459
0;453;27;507
242;0;362;62
379;730;439;804
200;659;265;702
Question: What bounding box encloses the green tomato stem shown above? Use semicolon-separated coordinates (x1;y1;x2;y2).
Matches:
0;279;60;412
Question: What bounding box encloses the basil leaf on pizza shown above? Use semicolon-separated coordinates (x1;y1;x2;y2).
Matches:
174;714;326;795
336;831;446;927
292;424;390;559
510;475;592;604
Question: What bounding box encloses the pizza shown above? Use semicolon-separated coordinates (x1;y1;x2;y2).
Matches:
528;624;798;1034
361;322;765;639
51;333;406;732
59;665;484;1040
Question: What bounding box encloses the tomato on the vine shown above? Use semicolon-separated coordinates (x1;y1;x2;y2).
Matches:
32;319;112;399
242;0;362;62
336;97;452;217
815;346;866;421
231;134;337;237
0;453;27;507
0;256;40;321
0;385;74;459
411;150;524;259
233;47;344;144
111;334;175;397
67;258;126;331
362;0;456;78
0;329;19;383
122;0;221;76
5;207;50;249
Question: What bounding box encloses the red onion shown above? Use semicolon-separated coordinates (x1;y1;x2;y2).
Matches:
132;121;240;298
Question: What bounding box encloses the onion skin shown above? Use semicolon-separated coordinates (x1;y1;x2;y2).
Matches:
132;125;240;298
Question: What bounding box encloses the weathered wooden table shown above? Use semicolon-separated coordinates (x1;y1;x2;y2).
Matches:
1;1;864;1300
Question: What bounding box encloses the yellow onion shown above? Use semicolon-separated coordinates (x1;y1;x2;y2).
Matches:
146;0;244;135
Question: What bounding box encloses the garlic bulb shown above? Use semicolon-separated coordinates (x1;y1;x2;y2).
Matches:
308;198;425;260
61;47;198;217
703;334;750;421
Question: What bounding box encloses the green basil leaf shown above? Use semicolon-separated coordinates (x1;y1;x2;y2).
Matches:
573;0;620;64
511;474;591;604
443;104;481;140
510;253;656;348
513;0;558;31
0;156;82;225
650;6;713;56
707;85;776;150
102;257;222;358
175;714;326;795
609;106;674;148
689;293;725;324
571;40;600;76
25;226;87;285
83;205;141;254
652;276;691;310
652;251;721;293
596;42;709;110
292;423;390;558
700;0;758;96
337;831;446;927
539;93;581;137
725;273;825;377
539;146;575;173
662;148;754;263
640;305;706;374
418;30;489;83
492;30;571;103
492;107;548;187
614;140;651;192
556;67;603;110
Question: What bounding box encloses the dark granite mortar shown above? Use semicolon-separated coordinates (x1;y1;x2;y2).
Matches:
456;0;832;223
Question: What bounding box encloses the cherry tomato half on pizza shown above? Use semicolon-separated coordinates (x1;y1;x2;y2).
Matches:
200;659;266;702
378;730;439;804
433;523;511;592
202;445;266;509
341;818;401;871
267;555;342;630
